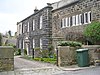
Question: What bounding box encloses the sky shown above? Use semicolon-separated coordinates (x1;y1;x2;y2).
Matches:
0;0;60;35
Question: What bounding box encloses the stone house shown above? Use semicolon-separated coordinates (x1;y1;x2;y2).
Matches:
17;4;53;56
52;0;100;50
17;0;100;56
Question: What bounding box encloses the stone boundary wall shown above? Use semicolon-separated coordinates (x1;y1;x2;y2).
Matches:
57;45;100;66
57;46;80;66
0;46;14;72
82;45;100;63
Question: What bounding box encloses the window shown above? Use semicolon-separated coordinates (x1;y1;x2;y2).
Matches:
72;16;76;26
60;11;91;28
18;22;22;35
22;25;24;33
23;40;24;49
82;13;84;24
70;16;72;26
40;38;42;49
19;25;21;34
40;16;43;29
33;19;35;30
76;15;79;25
68;17;70;27
61;18;66;28
27;22;29;32
66;18;68;27
88;11;91;23
33;39;35;48
84;12;88;24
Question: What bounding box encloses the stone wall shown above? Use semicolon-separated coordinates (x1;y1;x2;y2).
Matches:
52;0;100;42
57;45;100;66
0;46;14;72
82;45;100;63
57;46;80;66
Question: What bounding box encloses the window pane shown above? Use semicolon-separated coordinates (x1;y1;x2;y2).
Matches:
40;38;42;49
70;16;72;26
85;13;88;23
33;20;35;30
33;39;35;48
40;16;42;29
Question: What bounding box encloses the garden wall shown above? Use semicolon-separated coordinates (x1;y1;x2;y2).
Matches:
57;46;80;66
82;45;100;63
0;46;14;72
57;45;100;67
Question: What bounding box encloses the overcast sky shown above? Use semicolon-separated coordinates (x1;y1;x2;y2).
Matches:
0;0;59;35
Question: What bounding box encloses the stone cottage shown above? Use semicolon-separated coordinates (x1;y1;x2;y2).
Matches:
17;0;100;56
17;4;53;56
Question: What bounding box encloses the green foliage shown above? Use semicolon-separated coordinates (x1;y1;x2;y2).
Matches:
24;49;27;55
84;21;100;44
48;45;54;57
0;33;2;46
8;30;12;37
15;48;21;55
58;41;82;47
41;50;49;58
34;58;56;64
34;47;41;51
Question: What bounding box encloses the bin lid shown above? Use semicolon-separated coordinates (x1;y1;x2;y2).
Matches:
76;49;88;52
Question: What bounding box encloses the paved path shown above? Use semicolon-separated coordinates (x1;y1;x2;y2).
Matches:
0;56;63;75
1;56;99;75
14;56;55;70
13;56;64;75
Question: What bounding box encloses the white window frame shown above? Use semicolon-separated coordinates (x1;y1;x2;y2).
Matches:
40;38;42;49
84;12;88;24
66;17;68;27
33;19;35;30
79;14;82;25
72;16;76;26
18;22;22;35
23;40;24;49
40;16;43;29
27;22;29;32
88;11;91;23
76;15;79;25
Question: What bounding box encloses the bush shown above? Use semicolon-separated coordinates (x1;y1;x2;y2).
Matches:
24;49;27;55
84;21;100;44
41;50;49;58
15;48;21;55
34;58;56;64
58;41;82;47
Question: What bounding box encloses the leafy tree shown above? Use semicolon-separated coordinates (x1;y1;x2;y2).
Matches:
84;21;100;44
8;30;12;37
0;33;2;46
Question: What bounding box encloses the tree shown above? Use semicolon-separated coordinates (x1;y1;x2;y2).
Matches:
84;21;100;44
0;33;2;46
8;30;12;37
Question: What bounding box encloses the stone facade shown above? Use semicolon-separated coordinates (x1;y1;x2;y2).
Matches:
0;46;14;72
17;4;53;56
52;0;100;49
17;0;100;56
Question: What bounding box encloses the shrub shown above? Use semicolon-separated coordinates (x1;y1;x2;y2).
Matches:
58;41;82;47
41;50;49;58
24;49;27;55
15;48;21;55
84;21;100;44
